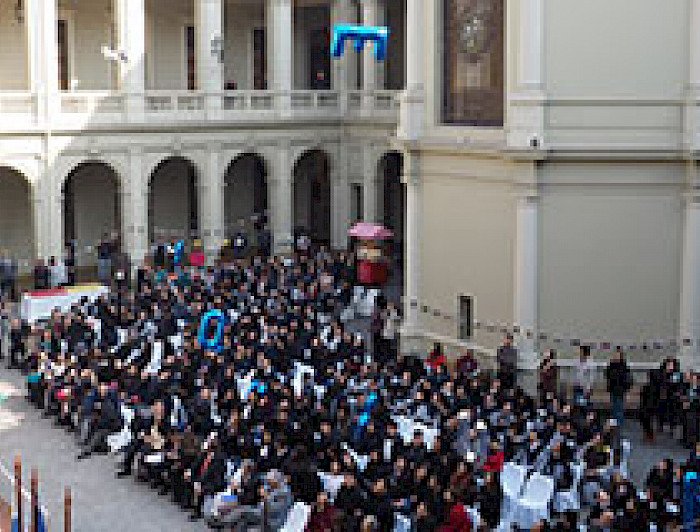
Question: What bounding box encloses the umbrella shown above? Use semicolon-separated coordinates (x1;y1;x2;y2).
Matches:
347;222;393;240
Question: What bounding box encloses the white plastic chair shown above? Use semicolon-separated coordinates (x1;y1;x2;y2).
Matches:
501;462;527;514
394;513;412;532
280;502;311;532
513;472;554;529
554;462;584;512
620;439;631;478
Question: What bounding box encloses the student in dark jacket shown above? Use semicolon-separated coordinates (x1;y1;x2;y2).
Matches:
605;348;632;428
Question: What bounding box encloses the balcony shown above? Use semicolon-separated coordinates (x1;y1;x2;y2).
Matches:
0;89;401;132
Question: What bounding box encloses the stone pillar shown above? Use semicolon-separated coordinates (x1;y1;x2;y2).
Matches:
332;145;350;250
514;184;539;391
331;0;358;98
398;0;424;140
680;184;700;370
507;0;545;148
360;0;385;115
26;0;59;124
686;0;700;150
195;0;224;116
362;147;380;223
270;142;293;254
125;147;148;266
114;0;146;120
401;150;423;355
46;165;64;261
267;0;293;115
200;146;224;257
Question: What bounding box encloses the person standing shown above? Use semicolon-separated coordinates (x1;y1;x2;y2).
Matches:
64;241;76;286
538;349;558;404
497;334;518;389
574;345;596;407
97;233;112;285
605;348;633;428
49;256;67;288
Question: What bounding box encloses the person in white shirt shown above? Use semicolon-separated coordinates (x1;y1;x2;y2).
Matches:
574;345;596;406
49;256;67;288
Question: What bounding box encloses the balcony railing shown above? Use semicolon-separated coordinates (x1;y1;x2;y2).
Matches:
0;89;400;130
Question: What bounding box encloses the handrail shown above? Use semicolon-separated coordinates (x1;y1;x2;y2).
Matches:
0;89;401;126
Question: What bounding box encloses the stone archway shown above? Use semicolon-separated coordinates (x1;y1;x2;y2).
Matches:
0;166;35;273
148;156;199;245
224;153;269;244
63;161;122;267
293;149;331;247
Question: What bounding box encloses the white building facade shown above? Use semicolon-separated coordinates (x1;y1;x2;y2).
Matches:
0;0;406;270
3;0;700;372
398;0;700;373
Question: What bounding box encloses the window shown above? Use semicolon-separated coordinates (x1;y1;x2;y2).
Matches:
443;0;505;126
57;20;69;91
186;26;196;90
253;28;266;90
459;295;473;340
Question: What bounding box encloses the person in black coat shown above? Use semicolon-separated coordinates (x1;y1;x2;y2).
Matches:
605;348;632;428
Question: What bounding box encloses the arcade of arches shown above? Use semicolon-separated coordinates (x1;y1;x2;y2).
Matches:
0;149;405;272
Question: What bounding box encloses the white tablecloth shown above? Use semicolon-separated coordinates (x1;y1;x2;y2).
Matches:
21;285;109;323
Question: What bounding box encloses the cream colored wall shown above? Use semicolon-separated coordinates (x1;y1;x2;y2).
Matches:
538;162;684;354
543;0;688;149
68;0;113;90
546;0;687;98
224;2;263;90
0;0;28;90
147;0;192;90
419;152;517;349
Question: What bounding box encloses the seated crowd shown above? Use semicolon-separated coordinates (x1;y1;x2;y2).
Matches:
0;248;698;531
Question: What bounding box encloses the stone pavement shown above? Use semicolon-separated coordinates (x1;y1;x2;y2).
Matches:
0;365;210;532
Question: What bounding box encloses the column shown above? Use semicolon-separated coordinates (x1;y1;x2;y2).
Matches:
401;151;423;355
680;185;700;370
360;0;385;115
125;147;148;266
115;0;146;120
507;0;545;148
200;146;224;257
332;0;358;107
195;0;224;115
270;142;293;254
26;0;59;124
332;145;350;250
514;186;539;378
267;0;293;115
398;0;424;140
46;164;64;261
686;0;700;150
362;147;379;223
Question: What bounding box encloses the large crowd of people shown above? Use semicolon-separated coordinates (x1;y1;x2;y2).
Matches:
0;244;698;531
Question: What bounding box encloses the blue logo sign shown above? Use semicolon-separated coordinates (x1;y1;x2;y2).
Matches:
198;309;227;353
331;25;389;61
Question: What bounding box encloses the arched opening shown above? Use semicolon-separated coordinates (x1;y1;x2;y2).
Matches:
293;149;331;247
380;151;405;281
0;167;35;274
224;153;268;245
63;161;121;267
148;157;199;244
